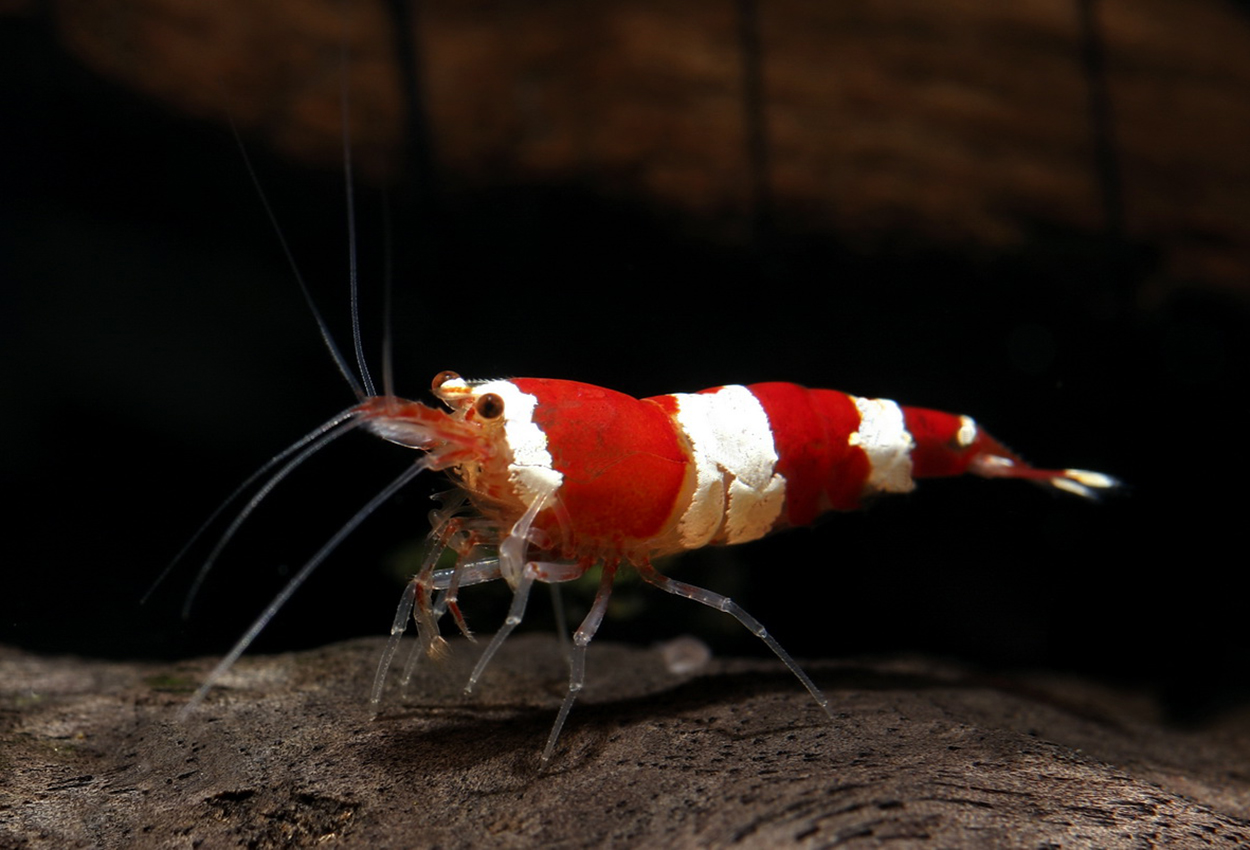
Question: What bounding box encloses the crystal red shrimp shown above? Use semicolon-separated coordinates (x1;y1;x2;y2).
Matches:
179;355;1116;764
174;38;1118;767
165;248;1122;762
324;371;1114;764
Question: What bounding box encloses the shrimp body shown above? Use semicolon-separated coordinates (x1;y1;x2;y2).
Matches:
348;371;1116;763
360;373;1114;563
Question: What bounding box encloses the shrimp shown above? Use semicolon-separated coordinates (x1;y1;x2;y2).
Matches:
168;10;1118;767
367;375;1116;765
182;356;1118;766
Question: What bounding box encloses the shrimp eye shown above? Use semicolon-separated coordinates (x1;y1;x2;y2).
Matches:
474;393;505;420
432;370;461;391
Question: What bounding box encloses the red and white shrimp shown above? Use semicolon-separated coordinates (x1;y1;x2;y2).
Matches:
167;14;1118;765
187;365;1116;765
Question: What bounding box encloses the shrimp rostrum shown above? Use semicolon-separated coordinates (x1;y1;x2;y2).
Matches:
187;368;1118;765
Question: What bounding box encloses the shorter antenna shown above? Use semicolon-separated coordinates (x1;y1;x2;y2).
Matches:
181;457;433;718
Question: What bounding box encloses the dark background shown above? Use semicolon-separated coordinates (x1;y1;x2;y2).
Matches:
3;1;1246;722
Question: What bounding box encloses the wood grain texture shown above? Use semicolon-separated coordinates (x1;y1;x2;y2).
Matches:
4;637;1249;847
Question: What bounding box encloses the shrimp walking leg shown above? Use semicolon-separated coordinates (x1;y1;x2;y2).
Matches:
464;560;589;695
372;555;508;708
370;578;418;712
464;566;536;694
397;558;504;694
542;561;619;765
634;561;835;720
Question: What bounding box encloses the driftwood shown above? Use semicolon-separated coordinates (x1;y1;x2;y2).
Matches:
45;0;1250;297
3;636;1248;847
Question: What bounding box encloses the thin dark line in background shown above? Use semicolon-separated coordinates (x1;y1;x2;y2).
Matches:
1076;0;1125;242
736;0;776;261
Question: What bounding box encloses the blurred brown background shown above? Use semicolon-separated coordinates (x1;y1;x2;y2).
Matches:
50;0;1250;294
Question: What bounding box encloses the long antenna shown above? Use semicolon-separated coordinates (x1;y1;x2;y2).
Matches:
181;458;432;717
226;113;366;400
339;1;378;399
143;406;361;606
380;188;397;401
180;412;365;619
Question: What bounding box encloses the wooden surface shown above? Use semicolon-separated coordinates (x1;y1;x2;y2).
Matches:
4;637;1250;847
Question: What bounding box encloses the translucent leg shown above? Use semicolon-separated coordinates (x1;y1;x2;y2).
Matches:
407;512;493;656
634;561;834;720
464;485;558;693
444;558;475;640
370;578;418;715
399;559;501;695
411;542;453;662
397;619;430;697
397;589;449;698
463;560;587;695
374;556;509;709
541;562;618;766
443;552;502;640
420;557;503;591
465;566;536;695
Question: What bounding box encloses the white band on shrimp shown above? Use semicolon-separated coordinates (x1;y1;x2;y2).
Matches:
668;385;787;549
474;380;564;505
956;415;978;448
849;396;916;494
